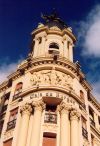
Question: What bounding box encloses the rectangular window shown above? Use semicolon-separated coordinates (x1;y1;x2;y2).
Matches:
7;108;18;130
0;120;4;136
98;116;100;125
81;117;88;139
3;138;12;146
82;117;87;129
42;133;56;146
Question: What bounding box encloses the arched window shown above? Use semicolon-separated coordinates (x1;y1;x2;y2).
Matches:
49;43;59;49
80;90;84;100
14;82;23;95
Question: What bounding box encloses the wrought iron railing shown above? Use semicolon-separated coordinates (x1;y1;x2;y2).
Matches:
82;127;88;139
90;118;95;127
13;91;22;101
1;105;8;113
44;112;57;124
7;119;16;130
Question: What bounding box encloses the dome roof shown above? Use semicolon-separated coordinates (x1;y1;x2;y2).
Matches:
41;11;67;30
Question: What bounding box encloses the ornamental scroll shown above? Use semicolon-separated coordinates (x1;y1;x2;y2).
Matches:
30;68;73;89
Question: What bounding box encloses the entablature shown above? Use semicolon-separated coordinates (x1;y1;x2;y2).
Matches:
31;25;76;43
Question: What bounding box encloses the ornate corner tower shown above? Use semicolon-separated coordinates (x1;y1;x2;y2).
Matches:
0;12;100;146
30;12;76;62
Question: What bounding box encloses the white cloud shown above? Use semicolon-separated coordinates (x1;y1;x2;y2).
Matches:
76;4;100;102
78;5;100;57
92;81;100;102
0;58;23;83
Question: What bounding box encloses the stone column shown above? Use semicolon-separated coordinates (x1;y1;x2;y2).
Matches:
69;42;73;62
63;38;69;59
94;113;99;130
33;38;39;57
12;109;22;146
42;35;46;56
70;109;80;146
17;103;32;146
30;100;45;146
58;102;71;146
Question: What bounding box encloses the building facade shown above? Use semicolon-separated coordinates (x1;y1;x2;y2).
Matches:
0;13;100;146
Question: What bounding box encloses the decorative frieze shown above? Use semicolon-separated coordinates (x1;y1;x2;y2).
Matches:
30;68;73;89
43;123;58;133
4;130;14;141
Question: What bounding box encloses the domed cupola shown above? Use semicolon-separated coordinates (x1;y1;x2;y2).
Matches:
41;11;67;30
31;11;76;62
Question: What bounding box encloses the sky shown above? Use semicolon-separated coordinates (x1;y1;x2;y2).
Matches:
0;0;100;102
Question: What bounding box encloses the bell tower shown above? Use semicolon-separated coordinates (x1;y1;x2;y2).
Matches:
30;12;76;62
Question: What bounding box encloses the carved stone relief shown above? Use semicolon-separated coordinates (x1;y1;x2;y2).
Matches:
43;123;57;133
30;68;73;89
4;130;14;141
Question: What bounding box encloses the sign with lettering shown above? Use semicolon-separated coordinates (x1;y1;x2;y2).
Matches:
30;91;78;106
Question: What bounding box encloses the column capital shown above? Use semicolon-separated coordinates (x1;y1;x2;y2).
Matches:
83;140;90;146
32;99;46;112
70;109;81;120
57;102;72;114
20;103;32;115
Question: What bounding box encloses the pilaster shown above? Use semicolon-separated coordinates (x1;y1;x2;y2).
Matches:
17;103;32;146
70;109;80;146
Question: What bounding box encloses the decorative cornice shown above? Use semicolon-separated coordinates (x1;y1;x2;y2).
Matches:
90;124;100;139
31;25;76;42
0;56;92;92
88;93;100;112
18;85;84;106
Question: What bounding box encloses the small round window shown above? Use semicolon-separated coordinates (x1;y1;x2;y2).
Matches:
49;43;59;49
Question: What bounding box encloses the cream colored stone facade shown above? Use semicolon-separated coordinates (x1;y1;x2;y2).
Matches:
0;13;100;146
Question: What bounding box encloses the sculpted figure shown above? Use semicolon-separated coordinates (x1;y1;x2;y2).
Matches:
44;70;51;84
37;71;44;85
62;74;68;87
31;72;38;85
56;72;63;86
50;67;57;85
67;75;73;89
45;73;50;84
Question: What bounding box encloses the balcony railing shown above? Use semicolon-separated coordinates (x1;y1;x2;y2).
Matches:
1;105;8;113
7;119;16;130
13;92;22;101
82;127;88;139
44;112;57;124
90;118;95;127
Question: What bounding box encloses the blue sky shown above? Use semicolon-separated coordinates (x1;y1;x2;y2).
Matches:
0;0;100;102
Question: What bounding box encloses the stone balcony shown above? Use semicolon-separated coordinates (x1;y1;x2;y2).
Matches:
44;112;57;124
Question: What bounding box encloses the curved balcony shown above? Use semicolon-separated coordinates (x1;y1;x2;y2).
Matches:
44;112;57;124
82;127;88;139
